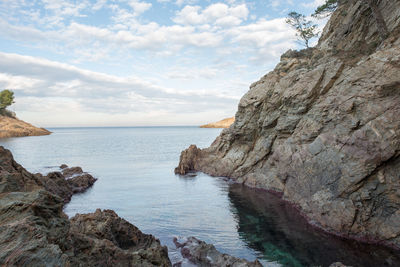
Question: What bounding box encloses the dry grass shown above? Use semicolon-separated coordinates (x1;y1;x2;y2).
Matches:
200;117;235;128
0;115;51;138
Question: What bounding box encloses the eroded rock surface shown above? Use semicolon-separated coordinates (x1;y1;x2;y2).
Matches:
0;146;171;266
68;209;171;267
176;0;400;249
173;237;262;267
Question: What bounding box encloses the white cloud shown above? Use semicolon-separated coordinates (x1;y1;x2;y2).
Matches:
173;3;249;26
127;0;152;16
228;18;294;47
0;0;326;126
302;0;325;8
93;0;108;11
0;52;238;126
175;0;198;6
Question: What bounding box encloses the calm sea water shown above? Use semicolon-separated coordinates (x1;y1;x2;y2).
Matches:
1;127;399;267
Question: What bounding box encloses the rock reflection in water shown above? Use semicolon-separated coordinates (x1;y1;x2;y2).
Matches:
228;184;400;267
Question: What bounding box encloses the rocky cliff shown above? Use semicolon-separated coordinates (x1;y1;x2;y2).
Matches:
0;146;171;266
0;115;51;138
176;0;400;249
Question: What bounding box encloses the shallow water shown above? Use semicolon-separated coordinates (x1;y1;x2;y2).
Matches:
1;127;399;266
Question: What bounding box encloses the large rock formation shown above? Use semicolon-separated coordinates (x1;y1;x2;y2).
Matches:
176;0;400;249
0;146;171;266
0;115;51;138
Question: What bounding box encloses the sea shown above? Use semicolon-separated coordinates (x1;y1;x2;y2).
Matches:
1;127;399;267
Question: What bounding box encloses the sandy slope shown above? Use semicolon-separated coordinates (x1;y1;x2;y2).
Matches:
0;115;51;138
200;117;234;128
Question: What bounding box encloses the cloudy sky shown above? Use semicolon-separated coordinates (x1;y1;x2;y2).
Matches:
0;0;324;127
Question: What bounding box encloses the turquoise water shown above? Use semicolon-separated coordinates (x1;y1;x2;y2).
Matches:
1;127;399;267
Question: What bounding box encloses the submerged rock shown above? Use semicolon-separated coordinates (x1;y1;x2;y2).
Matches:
176;0;400;249
173;236;262;267
0;146;171;266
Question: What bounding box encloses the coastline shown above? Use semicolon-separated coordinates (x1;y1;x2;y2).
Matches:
175;0;400;253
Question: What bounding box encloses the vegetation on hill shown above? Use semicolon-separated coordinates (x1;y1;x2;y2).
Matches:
0;89;15;117
286;12;318;48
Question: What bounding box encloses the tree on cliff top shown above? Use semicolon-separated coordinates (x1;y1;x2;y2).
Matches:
0;90;15;110
286;12;319;48
312;0;339;18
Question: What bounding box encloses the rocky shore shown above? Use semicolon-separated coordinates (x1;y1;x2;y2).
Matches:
0;115;51;138
0;146;171;266
176;0;400;250
1;146;265;266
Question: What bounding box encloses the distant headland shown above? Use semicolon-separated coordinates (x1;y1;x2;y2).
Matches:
200;117;234;128
0;113;51;138
0;89;50;138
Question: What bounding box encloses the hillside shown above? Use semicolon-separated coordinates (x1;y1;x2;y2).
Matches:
0;115;51;138
200;117;235;128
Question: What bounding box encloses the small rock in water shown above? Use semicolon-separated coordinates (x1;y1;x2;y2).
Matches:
62;166;83;177
60;164;68;169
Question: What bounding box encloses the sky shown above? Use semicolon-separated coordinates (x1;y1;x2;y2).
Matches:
0;0;325;127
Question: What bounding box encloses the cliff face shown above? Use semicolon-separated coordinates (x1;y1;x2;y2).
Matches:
0;115;51;138
176;0;400;248
0;146;171;266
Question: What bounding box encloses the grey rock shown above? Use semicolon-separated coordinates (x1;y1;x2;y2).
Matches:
173;236;262;267
176;0;400;249
0;146;171;266
0;146;96;203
